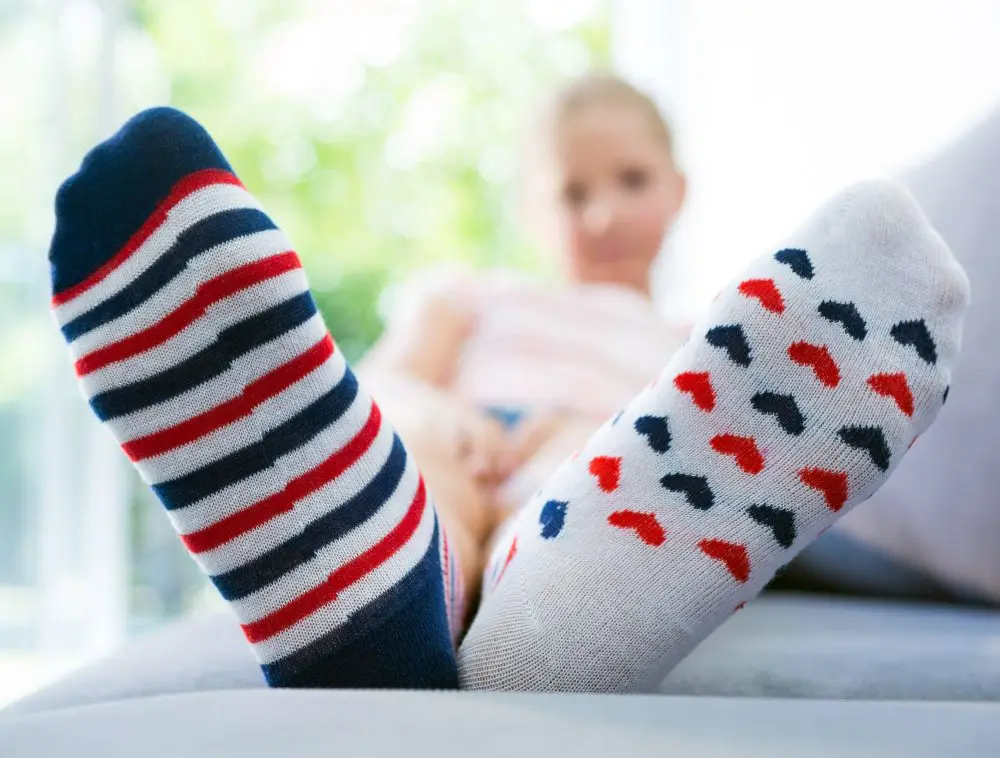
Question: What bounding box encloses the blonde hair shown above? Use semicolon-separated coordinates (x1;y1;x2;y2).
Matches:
519;72;677;249
544;72;675;159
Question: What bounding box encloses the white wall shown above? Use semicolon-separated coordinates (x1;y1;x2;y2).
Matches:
612;0;1000;318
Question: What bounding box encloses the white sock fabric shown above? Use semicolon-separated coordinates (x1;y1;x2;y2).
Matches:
457;180;969;692
803;112;1000;604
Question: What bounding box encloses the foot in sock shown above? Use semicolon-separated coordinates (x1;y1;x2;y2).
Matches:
49;108;463;689
458;181;969;691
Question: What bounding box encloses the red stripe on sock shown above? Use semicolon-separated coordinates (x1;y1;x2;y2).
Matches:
181;402;382;554
240;476;428;644
121;334;335;461
441;528;450;601
75;251;302;375
52;169;243;307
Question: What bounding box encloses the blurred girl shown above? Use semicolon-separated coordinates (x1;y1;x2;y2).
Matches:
358;73;689;599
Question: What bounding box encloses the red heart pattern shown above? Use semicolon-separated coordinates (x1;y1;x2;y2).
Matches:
799;467;848;511
738;278;785;314
788;341;840;387
493;537;517;588
868;372;914;416
699;539;750;583
674;371;716;412
545;243;926;594
608;510;666;547
589;456;621;493
710;433;764;474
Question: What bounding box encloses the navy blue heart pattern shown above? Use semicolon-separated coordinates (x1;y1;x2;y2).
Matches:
660;473;715;510
751;391;805;435
539;500;568;539
746;504;797;548
634;415;671;453
891;319;937;364
542;240;940;586
706;325;752;367
819;300;867;341
774;248;814;279
838;425;891;471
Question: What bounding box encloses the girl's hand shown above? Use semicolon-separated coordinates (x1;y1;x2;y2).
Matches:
387;388;516;484
452;407;518;484
507;408;602;470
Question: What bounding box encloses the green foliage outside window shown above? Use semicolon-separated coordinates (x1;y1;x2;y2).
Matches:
134;0;610;360
0;0;608;620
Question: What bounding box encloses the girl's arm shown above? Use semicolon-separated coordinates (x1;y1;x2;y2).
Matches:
357;286;513;482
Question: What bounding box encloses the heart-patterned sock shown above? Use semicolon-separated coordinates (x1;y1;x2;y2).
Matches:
458;180;969;692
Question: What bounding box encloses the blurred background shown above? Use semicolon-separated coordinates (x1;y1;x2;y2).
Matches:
0;0;998;705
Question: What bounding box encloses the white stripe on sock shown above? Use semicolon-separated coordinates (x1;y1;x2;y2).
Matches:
134;347;344;484
191;422;404;577
228;461;420;624
77;267;309;399
104;313;329;442
54;183;263;324
164;385;370;535
67;228;293;358
248;485;435;665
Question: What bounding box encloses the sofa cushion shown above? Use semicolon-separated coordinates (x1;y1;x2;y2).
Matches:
5;592;999;720
660;592;1000;700
2;688;998;758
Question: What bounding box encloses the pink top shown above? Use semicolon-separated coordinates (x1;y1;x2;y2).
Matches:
395;266;688;420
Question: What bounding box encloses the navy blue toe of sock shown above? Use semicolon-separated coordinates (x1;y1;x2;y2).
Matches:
49;107;234;298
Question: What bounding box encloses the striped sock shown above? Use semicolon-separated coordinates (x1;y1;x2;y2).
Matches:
49;107;460;689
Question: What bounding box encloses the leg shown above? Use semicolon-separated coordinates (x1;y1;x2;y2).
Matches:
458;181;969;691
407;443;491;618
50;108;462;689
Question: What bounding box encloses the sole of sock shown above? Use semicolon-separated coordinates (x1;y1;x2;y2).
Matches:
457;180;969;692
49;107;459;689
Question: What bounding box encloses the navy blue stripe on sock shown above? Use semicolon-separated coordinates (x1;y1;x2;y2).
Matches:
61;208;277;342
262;522;457;689
50;108;235;297
153;367;360;511
89;291;316;421
211;434;407;601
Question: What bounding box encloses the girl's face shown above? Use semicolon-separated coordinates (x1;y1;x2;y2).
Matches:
551;102;685;294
